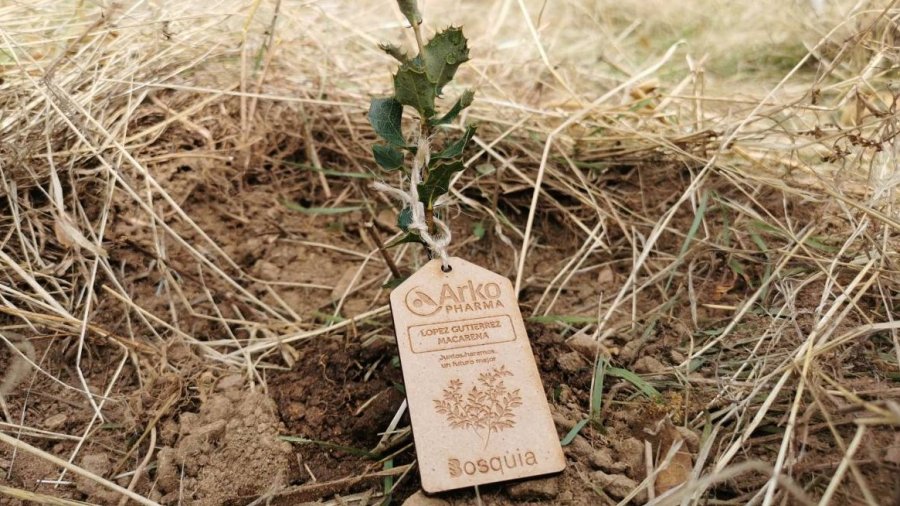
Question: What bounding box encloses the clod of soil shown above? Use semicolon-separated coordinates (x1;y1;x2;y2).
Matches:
154;389;294;505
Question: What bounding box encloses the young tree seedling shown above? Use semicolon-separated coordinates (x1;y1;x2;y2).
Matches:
369;0;476;283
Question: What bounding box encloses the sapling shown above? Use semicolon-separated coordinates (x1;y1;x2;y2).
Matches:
369;0;475;278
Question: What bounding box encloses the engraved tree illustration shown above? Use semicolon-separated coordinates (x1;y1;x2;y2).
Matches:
433;366;523;448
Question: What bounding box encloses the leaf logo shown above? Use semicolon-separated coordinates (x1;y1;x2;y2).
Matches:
404;286;442;316
433;366;522;449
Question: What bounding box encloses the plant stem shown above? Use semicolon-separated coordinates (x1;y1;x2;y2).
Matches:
418;121;435;235
407;10;435;239
424;206;435;235
411;21;425;58
366;222;402;279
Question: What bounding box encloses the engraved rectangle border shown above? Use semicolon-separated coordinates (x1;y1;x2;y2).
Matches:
407;314;517;354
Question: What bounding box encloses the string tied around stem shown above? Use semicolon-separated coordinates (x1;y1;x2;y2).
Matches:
372;130;452;270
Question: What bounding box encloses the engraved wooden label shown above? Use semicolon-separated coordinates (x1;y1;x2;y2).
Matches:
390;257;565;493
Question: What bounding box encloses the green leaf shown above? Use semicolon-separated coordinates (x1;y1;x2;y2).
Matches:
383;276;409;289
386;231;424;248
423;27;470;95
383;459;395;502
432;125;476;161
379;42;408;63
397;0;421;26
393;60;436;118
284;201;362;215
606;366;662;400
417;160;463;207
590;359;607;420
368;97;407;147
472;221;485;239
373;144;404;171
430;89;474;126
397;207;413;231
560;419;589;446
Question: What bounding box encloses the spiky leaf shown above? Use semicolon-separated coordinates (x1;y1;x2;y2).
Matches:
397;206;413;231
383;275;410;289
386;231;424;248
431;125;476;161
430;89;474;126
373;144;404;171
368;98;407;147
417;160;464;207
423;27;470;95
397;0;422;26
393;60;436;118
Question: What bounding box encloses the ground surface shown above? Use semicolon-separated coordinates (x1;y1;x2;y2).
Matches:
1;0;899;505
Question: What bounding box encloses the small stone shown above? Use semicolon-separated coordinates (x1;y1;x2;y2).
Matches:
156;448;178;492
675;426;700;453
633;356;666;374
557;351;588;373
597;267;615;286
618;339;644;362
655;448;692;496
253;259;280;280
80;453;111;476
567;332;607;360
506;476;560;501
592;471;644;502
589;447;627;473
611;437;644;476
75;453;117;503
44;413;67;430
655;422;694;496
402;490;450;506
216;374;245;391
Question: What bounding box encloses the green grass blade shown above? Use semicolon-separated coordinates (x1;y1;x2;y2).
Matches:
382;458;394;503
560;418;589;446
591;358;607;420
606;366;662;400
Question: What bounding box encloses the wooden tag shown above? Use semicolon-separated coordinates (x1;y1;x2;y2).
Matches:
390;257;565;493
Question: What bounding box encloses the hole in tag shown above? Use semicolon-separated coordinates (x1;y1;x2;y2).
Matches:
441;264;453;273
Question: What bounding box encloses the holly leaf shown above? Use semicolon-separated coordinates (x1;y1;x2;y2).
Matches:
423;27;470;95
373;144;404;171
393;60;436;118
417;160;464;207
397;206;413;231
383;275;409;289
430;89;474;126
386;231;424;248
368;97;407;147
431;125;476;161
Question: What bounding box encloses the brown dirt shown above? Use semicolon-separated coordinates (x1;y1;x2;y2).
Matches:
2;116;898;505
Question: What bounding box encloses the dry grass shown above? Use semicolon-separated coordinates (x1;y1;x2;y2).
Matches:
0;0;898;504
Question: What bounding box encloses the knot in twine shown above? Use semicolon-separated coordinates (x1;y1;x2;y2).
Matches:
372;133;452;269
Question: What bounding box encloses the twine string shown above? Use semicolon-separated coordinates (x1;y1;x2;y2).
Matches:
372;131;452;269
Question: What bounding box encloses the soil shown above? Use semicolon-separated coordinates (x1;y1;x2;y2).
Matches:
2;151;898;505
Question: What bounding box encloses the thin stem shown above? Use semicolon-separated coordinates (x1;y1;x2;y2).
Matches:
367;223;402;278
411;21;425;57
